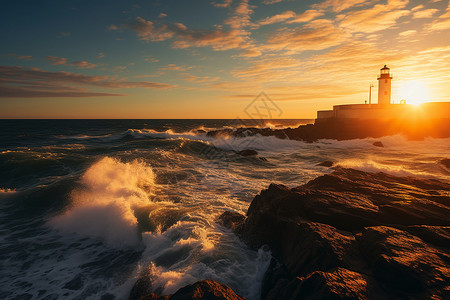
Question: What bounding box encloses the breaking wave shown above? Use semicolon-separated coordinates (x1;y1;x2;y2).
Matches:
49;157;155;247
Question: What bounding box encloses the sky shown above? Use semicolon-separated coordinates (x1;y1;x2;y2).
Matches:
1;0;450;119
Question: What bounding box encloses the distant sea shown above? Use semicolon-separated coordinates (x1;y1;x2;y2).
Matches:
1;119;449;299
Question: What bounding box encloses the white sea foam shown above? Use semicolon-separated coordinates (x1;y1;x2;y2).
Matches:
49;157;155;247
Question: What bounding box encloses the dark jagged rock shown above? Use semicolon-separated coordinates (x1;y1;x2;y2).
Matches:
317;160;334;167
219;168;450;299
439;158;450;169
170;280;245;300
206;118;450;142
194;129;207;135
237;149;258;156
372;141;384;147
218;211;245;232
358;226;449;295
129;275;155;300
130;279;244;300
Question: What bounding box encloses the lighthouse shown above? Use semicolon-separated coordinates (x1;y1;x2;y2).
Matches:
377;65;393;105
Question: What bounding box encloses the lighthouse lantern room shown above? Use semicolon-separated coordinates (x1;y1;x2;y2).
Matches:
377;65;393;105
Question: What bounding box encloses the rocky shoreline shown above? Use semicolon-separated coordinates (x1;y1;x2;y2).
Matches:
219;167;450;299
131;167;450;300
206;118;450;142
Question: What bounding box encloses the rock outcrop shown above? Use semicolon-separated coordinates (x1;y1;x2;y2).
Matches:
237;149;258;156
317;160;334;167
219;168;450;299
130;279;245;300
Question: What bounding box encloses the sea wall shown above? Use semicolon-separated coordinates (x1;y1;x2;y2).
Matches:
207;118;450;142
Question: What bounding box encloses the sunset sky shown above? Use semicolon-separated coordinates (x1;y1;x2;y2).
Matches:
1;0;450;118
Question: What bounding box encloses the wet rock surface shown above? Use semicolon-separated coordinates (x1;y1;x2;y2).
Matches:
130;279;244;300
237;149;258;156
317;160;334;167
219;168;450;299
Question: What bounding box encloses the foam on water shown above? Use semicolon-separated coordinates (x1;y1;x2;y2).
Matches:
3;120;450;300
49;157;154;247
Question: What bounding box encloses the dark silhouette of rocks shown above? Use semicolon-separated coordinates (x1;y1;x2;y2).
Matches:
317;160;334;167
237;149;258;156
372;141;384;147
130;278;244;300
170;280;245;300
207;118;450;142
219;168;450;299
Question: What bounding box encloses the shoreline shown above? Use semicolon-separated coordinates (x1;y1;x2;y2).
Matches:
132;166;450;299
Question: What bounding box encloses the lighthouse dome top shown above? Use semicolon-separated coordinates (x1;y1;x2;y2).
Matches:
381;65;389;70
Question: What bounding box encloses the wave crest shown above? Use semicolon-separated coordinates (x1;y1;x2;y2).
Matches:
49;157;155;247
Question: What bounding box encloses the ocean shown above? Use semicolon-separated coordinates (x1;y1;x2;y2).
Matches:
1;119;449;300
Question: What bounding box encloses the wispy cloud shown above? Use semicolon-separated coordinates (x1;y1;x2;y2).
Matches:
0;66;178;98
70;61;97;69
46;56;68;65
8;54;33;60
211;0;233;8
338;0;410;33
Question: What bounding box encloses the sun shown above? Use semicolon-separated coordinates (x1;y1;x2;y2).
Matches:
398;80;431;105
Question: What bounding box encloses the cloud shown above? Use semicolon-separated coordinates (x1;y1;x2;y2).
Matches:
263;0;284;4
127;17;174;41
126;0;255;52
238;48;262;57
428;3;450;31
398;29;417;37
211;0;233;8
160;64;192;71
231;57;302;81
338;0;410;33
224;0;254;29
256;9;324;26
181;73;221;83
412;8;439;19
287;10;325;23
265;19;351;53
158;13;167;18
70;61;97;69
257;11;297;25
313;0;377;13
8;54;33;60
0;65;177;98
46;56;68;65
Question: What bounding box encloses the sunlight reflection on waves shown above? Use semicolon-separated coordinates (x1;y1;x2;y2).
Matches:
47;156;272;299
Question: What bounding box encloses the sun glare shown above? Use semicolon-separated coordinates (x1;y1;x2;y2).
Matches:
399;80;431;105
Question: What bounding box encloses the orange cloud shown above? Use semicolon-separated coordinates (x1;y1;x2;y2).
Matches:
265;19;350;53
46;56;68;65
313;0;377;12
70;61;97;69
428;3;450;31
211;0;233;8
338;0;410;33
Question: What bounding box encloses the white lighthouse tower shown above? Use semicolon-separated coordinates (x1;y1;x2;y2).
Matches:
377;65;393;105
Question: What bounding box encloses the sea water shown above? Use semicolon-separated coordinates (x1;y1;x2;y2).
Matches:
1;119;449;299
